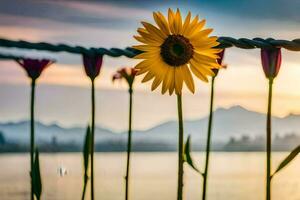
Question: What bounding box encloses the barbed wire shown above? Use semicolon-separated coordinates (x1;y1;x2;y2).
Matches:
0;37;299;59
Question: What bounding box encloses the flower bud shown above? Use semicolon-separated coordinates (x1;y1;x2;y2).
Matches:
261;48;282;79
212;49;225;76
82;53;103;80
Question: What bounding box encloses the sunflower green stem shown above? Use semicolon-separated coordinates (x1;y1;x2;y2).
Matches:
91;79;95;200
30;78;36;200
125;87;133;200
202;76;215;200
177;94;184;200
266;78;273;200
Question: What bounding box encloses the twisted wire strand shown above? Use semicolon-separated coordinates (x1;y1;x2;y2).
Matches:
0;54;22;60
0;53;56;61
0;37;300;60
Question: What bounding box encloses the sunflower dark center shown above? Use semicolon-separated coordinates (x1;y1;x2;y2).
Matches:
160;35;194;66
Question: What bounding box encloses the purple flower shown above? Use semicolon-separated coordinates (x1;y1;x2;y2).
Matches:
112;67;138;87
212;49;226;76
16;58;54;80
82;53;103;80
261;48;282;79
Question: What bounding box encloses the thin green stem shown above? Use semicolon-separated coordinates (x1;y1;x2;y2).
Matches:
125;87;133;200
81;177;87;200
266;78;273;200
30;79;36;200
91;79;95;200
177;94;184;200
202;76;215;200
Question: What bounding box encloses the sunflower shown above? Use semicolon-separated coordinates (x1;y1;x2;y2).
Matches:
133;8;222;95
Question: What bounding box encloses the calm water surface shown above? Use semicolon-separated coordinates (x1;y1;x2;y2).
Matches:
0;152;299;200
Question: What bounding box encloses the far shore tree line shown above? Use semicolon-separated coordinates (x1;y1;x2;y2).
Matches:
0;130;299;153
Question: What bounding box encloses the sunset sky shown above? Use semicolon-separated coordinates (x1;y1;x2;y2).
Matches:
0;0;300;131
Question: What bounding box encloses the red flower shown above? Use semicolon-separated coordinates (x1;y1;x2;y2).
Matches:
16;58;54;80
82;53;103;80
261;48;282;79
212;49;226;76
112;67;138;87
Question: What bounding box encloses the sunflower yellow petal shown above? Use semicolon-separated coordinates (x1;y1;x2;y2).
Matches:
182;15;199;36
133;35;160;46
200;48;223;54
189;19;206;37
168;8;176;34
137;28;163;44
183;16;199;37
151;62;168;91
168;70;175;95
151;76;163;91
135;56;162;76
142;71;155;82
193;53;219;63
134;51;160;59
142;21;167;40
134;35;148;44
182;12;191;33
174;66;184;94
132;45;160;51
162;67;173;94
190;29;213;41
192;37;218;45
136;68;147;75
135;60;149;68
192;41;220;50
182;65;195;93
190;59;215;77
174;9;183;34
153;12;170;35
185;19;206;38
190;63;209;82
192;56;221;69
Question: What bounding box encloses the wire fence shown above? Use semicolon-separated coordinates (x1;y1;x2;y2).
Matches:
0;37;299;61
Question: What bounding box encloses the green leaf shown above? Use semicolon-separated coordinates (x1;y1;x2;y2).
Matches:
32;148;42;200
184;135;202;175
83;126;91;172
82;125;91;200
272;145;300;178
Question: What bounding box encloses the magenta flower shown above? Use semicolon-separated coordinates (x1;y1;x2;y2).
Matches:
217;49;225;65
112;67;138;200
212;49;226;76
82;53;103;80
16;58;54;80
81;52;104;200
262;47;281;200
261;48;282;79
112;67;138;87
201;48;226;200
15;57;54;200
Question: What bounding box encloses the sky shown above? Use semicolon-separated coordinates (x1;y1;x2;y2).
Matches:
0;0;300;131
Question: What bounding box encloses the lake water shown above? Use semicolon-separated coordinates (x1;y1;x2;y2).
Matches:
0;152;299;200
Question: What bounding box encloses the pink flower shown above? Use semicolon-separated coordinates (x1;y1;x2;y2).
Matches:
261;48;282;79
112;67;138;87
16;58;54;80
82;53;103;80
212;49;226;76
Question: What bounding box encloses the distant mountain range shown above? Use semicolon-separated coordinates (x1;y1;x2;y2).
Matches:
0;106;300;152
